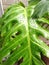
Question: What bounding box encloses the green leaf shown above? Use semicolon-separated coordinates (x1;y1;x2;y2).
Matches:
28;0;41;5
0;2;49;65
33;0;49;17
38;18;49;25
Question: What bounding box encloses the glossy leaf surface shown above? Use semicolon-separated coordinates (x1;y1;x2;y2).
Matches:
0;2;49;65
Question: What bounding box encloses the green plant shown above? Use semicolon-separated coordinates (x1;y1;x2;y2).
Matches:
0;0;49;65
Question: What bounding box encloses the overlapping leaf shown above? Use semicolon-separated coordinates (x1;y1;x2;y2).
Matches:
28;0;41;5
33;0;49;17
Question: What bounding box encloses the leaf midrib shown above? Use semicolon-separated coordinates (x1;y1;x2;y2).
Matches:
24;8;32;63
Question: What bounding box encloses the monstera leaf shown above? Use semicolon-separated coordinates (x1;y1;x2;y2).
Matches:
33;0;49;17
28;0;49;17
0;2;49;65
28;0;41;5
